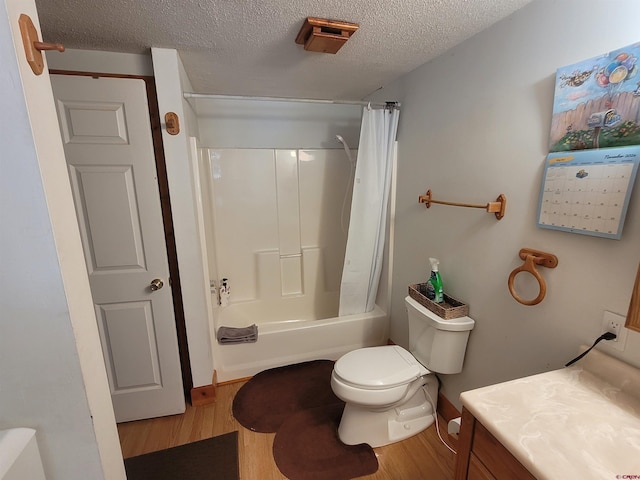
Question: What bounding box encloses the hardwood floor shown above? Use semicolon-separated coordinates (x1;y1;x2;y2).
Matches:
117;381;456;479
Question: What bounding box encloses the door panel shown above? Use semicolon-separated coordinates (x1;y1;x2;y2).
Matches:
96;301;161;391
57;100;129;144
52;74;185;422
68;164;146;272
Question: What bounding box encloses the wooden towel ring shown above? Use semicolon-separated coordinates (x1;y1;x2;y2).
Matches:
508;248;558;306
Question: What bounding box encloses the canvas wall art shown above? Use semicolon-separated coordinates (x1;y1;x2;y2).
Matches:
549;42;640;152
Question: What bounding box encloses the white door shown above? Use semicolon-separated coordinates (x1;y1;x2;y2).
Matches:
51;74;185;422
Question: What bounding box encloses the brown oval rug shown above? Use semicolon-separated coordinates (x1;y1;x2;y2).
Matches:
234;360;379;479
272;403;378;480
232;360;342;432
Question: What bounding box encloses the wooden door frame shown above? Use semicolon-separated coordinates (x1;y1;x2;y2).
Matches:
50;69;193;400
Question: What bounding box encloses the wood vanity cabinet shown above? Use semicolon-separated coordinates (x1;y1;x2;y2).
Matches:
454;408;536;480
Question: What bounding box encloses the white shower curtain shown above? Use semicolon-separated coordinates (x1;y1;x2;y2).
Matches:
339;105;400;316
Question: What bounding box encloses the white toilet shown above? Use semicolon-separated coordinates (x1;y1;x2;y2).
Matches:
330;295;475;447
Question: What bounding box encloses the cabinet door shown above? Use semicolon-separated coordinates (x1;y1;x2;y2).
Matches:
473;422;536;480
468;454;495;480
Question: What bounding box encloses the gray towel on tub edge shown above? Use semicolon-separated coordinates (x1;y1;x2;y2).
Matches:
217;324;258;344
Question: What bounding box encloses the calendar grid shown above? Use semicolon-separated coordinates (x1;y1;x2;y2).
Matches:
537;147;639;239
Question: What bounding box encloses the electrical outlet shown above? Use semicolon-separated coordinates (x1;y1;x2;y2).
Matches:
601;311;628;351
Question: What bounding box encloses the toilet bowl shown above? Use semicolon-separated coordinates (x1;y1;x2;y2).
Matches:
331;345;439;447
331;296;475;447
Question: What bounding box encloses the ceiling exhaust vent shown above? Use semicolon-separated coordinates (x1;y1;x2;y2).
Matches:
295;17;359;54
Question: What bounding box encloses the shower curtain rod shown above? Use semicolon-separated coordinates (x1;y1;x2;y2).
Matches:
183;92;400;109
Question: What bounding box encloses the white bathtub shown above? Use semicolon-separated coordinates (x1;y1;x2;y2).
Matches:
212;302;389;382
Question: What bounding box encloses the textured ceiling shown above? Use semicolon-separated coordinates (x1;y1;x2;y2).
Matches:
36;0;533;100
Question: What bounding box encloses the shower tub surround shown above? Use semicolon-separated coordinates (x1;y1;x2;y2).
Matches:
204;148;355;305
457;349;640;479
202;148;389;382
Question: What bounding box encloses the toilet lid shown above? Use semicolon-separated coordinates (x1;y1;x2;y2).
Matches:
334;345;429;388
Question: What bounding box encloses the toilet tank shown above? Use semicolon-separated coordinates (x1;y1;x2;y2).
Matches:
405;296;475;374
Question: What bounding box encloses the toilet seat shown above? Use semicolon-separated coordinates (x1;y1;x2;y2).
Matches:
333;345;429;389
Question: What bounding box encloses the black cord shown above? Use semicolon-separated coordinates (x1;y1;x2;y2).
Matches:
564;332;617;367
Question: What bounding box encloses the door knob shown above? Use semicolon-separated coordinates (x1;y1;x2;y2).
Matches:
149;278;164;291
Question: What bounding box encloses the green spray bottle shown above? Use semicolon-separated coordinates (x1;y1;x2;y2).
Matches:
429;258;444;303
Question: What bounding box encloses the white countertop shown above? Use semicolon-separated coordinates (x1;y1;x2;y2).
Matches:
460;349;640;479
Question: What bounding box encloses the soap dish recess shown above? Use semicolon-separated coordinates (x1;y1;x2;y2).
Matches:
408;283;469;319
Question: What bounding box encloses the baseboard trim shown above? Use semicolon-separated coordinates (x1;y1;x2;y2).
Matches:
190;371;217;406
437;392;461;423
437;392;461;449
216;375;253;387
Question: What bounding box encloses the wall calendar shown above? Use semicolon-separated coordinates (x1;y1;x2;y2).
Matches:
537;146;639;239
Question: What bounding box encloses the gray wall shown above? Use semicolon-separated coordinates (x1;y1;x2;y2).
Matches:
370;0;640;407
0;5;117;479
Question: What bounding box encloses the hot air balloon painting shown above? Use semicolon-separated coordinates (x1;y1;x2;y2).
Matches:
549;42;640;152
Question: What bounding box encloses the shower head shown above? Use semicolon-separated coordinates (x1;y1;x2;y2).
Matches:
336;134;351;150
336;134;355;166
